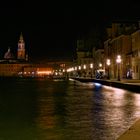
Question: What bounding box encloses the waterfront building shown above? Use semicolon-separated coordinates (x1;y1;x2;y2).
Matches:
131;30;140;79
76;39;94;77
0;33;30;77
94;48;105;78
0;33;54;77
0;62;31;77
104;22;138;79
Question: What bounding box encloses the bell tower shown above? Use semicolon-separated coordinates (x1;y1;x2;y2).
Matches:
17;32;25;60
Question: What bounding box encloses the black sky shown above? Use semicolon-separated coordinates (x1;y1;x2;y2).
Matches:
0;1;140;61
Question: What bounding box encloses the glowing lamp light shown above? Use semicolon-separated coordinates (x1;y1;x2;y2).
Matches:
106;59;110;66
116;55;122;81
83;64;86;69
74;67;77;70
106;59;111;79
90;63;93;68
116;55;121;64
67;67;74;72
78;66;81;70
99;63;102;67
37;71;52;75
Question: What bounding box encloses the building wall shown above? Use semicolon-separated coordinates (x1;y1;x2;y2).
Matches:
122;35;132;78
0;63;31;76
104;39;111;59
94;49;104;68
106;34;132;79
131;30;140;79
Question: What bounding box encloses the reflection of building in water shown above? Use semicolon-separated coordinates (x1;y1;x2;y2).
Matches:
35;92;58;139
65;90;95;139
36;98;55;128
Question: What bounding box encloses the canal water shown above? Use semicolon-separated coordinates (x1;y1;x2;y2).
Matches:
0;78;140;140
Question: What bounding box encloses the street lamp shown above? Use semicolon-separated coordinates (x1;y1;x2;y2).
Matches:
116;55;121;81
90;63;93;78
90;63;93;69
83;64;86;69
106;59;110;79
99;63;102;68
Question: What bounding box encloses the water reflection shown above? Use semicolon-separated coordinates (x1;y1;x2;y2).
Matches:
35;80;140;140
64;85;95;140
35;80;68;140
0;79;140;140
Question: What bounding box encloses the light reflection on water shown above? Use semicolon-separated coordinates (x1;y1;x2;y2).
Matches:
0;79;140;140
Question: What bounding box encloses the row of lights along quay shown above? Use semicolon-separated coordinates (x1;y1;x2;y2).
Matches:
67;55;122;82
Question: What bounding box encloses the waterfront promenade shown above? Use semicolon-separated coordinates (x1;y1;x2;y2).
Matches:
72;77;140;93
118;119;140;140
71;77;140;140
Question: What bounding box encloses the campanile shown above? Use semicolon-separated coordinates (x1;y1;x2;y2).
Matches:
17;32;25;60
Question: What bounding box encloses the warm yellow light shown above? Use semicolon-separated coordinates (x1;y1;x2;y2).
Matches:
78;66;81;70
67;67;74;72
75;67;77;70
106;59;110;66
90;63;93;68
37;71;52;75
99;63;102;67
116;55;121;63
83;64;86;69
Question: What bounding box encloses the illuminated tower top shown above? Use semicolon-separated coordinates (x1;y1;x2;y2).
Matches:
19;32;24;43
17;32;25;60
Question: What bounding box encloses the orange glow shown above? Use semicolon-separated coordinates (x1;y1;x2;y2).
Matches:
37;71;52;75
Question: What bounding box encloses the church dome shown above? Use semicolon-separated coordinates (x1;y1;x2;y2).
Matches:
4;48;14;59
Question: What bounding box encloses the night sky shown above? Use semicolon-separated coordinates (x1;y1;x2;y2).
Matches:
0;1;140;61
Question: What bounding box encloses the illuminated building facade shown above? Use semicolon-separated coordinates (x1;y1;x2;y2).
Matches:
0;33;30;77
17;32;26;60
104;22;138;79
72;22;140;79
0;33;54;77
0;63;31;77
0;33;70;77
131;30;140;79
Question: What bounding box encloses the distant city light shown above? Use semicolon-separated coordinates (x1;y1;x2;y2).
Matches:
99;63;102;67
75;67;77;70
37;71;52;75
90;63;93;68
116;55;121;63
106;59;110;66
83;64;86;69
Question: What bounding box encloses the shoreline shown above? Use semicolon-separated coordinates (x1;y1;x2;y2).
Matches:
118;119;140;140
72;77;140;140
71;77;140;93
